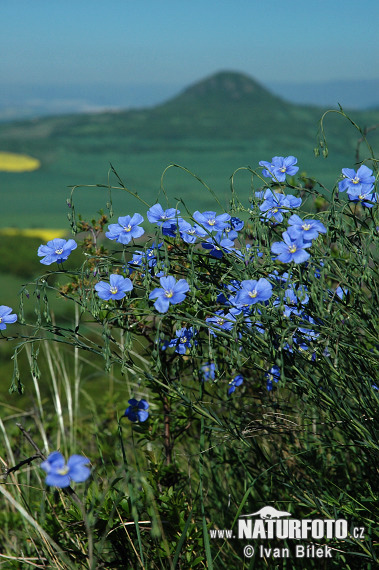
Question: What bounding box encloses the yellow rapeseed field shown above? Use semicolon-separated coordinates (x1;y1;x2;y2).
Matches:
0;228;67;241
0;151;41;172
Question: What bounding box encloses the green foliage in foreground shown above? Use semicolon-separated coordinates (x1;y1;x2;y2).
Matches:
0;114;378;569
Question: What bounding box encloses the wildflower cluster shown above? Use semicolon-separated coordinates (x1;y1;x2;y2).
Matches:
4;151;376;493
31;155;334;405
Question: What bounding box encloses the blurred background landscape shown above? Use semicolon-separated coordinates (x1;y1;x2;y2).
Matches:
1;69;378;228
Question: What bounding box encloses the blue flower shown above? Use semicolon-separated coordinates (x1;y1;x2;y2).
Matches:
0;305;17;330
218;217;244;241
347;188;377;208
265;365;280;391
147;204;180;227
258;191;289;222
192;211;231;232
206;310;236;335
95;274;133;300
41;451;90;488
259;156;299;182
281;284;309;316
128;242;163;274
149;275;189;313
338;165;375;193
163;327;197;354
105;213;145;244
178;219;207;243
334;286;348;300
202;234;235;258
287;214;327;241
271;231;311;264
124;398;149;422
200;362;216;381
230;217;244;231
256;189;302;222
228;374;244;395
37;238;77;265
234;278;273;306
297;315;319;341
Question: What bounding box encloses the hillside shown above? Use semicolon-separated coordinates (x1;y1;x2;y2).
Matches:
0;71;378;228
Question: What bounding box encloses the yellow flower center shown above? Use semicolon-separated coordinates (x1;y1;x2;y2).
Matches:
57;465;69;475
165;290;173;298
352;176;360;184
302;223;311;231
217;318;224;325
124;224;132;232
55;248;64;255
180;337;187;343
289;245;297;253
358;195;364;200
248;290;258;298
110;286;118;294
208;219;216;226
280;167;286;173
272;208;278;213
0;318;2;324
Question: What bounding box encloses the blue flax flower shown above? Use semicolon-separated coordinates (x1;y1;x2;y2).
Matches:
202;233;235;258
178;219;207;243
234;278;273;306
149;275;189;313
258;189;301;222
347;188;377;208
163;327;197;354
259;156;299;182
338;165;375;193
271;231;311;264
281;284;309;317
124;398;149;422
0;306;17;330
206;310;236;335
228;374;244;395
219;217;244;240
105;213;144;244
95;274;133;300
192;211;231;232
147;204;180;228
265;365;280;391
41;451;90;488
200;362;216;381
38;238;77;265
287;214;327;241
128;242;163;274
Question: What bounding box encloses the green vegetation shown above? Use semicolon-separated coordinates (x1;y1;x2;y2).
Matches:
1;71;378;227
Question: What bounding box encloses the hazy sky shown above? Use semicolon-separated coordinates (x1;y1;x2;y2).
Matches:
2;0;378;90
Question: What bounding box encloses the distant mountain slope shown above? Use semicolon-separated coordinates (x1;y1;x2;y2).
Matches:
158;70;287;109
0;71;318;144
1;70;378;153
